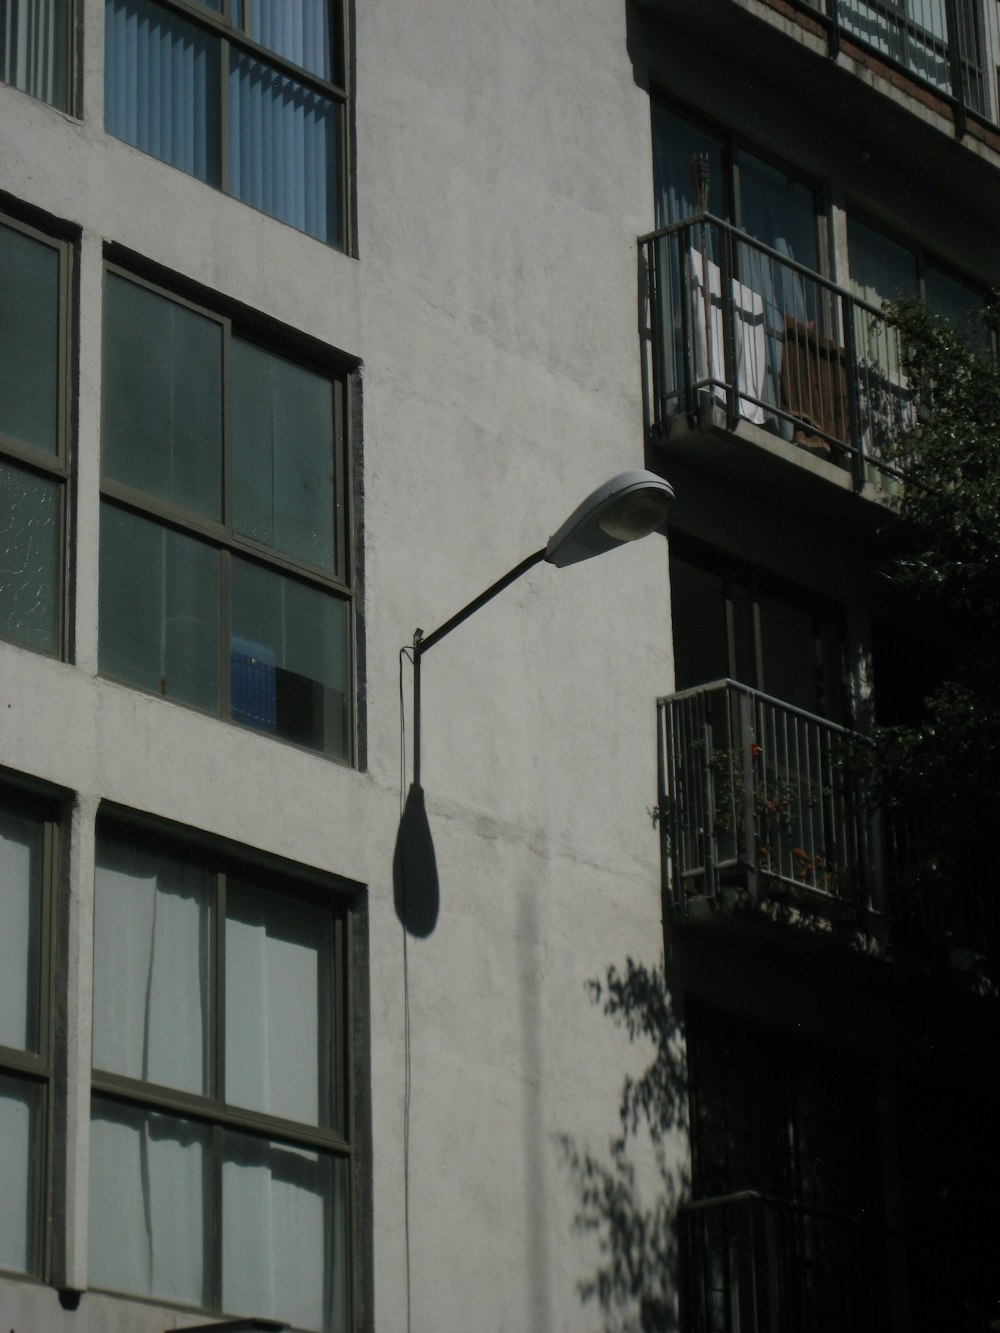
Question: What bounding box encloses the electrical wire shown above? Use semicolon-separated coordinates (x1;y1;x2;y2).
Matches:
398;645;413;1333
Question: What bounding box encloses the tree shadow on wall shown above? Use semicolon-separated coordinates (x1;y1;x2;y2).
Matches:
559;958;689;1333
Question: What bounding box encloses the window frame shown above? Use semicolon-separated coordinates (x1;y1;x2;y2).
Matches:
89;814;358;1328
0;779;58;1282
103;0;350;249
0;210;73;660
98;261;356;763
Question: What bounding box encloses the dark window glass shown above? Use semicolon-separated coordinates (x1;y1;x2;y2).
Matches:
100;270;352;761
0;216;68;657
103;275;223;520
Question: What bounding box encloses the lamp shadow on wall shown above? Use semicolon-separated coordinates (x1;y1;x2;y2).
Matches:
393;782;440;937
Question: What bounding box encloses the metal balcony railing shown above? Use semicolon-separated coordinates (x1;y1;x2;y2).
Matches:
680;1191;894;1333
794;0;1000;133
658;680;868;911
658;680;996;958
641;218;916;488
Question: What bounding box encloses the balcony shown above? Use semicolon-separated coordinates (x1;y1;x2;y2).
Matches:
784;0;1000;136
680;1191;894;1333
641;218;914;496
657;679;996;963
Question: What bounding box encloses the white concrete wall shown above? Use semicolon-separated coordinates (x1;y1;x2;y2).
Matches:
0;0;676;1326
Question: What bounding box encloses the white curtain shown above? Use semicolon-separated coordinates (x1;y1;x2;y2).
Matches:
225;883;328;1125
92;839;211;1094
88;1101;209;1304
0;0;67;107
222;1133;347;1332
0;1077;37;1273
0;807;39;1052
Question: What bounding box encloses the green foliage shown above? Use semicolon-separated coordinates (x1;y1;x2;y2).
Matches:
886;296;1000;623
869;299;1000;941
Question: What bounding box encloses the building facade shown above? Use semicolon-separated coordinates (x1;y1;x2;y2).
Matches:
1;0;998;1330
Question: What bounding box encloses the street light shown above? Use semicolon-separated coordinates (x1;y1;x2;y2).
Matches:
410;469;674;783
397;468;673;936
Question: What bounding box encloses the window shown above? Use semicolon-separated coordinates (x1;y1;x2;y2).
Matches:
89;825;354;1331
0;0;71;109
0;214;70;657
99;267;353;762
104;0;346;246
650;100;824;438
669;544;845;720
0;787;55;1279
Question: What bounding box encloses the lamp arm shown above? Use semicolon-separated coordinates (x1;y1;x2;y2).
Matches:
413;547;547;658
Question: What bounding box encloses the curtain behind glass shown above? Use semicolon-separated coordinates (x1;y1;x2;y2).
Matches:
92;837;212;1095
229;51;340;245
89;1099;210;1304
105;0;221;184
735;151;820;416
0;0;68;107
250;0;332;80
0;1075;40;1274
222;1132;347;1332
225;881;333;1127
652;101;725;229
0;805;42;1053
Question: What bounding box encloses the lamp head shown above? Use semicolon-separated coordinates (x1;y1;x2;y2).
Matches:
543;470;674;569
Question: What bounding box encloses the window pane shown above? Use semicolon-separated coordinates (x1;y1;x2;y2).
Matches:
758;593;822;715
0;1074;42;1275
225;881;334;1127
100;505;220;712
0;804;43;1053
847;217;919;310
0;220;60;456
925;265;987;344
105;0;221;185
93;837;213;1095
670;557;729;691
104;274;223;520
0;0;69;108
0;459;61;654
232;339;338;571
222;1132;348;1333
652;101;726;229
230;559;349;758
248;0;333;80
89;1098;210;1305
229;50;341;245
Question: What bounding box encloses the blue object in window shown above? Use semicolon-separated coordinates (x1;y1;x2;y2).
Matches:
230;635;277;732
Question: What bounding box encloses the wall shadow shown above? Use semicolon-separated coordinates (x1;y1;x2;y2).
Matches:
393;783;440;937
559;958;689;1333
